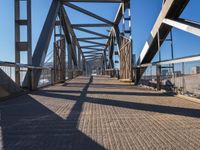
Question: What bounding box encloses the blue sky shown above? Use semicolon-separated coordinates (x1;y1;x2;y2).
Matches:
0;0;199;64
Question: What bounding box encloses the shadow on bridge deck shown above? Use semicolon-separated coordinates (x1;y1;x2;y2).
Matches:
0;76;200;149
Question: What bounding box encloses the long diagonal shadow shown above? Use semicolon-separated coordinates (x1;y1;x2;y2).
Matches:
33;88;200;119
42;89;175;97
0;76;105;150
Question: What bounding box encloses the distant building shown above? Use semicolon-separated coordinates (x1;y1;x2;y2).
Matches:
192;66;200;74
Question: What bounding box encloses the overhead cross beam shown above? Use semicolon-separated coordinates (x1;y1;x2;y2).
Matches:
81;45;104;48
61;0;123;3
163;18;200;37
74;27;109;38
85;54;102;57
64;2;114;25
78;37;108;40
72;23;112;28
79;40;106;46
81;47;105;51
83;51;103;53
84;53;103;55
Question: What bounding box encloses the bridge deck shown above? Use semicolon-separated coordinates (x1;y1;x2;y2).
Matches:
0;76;200;150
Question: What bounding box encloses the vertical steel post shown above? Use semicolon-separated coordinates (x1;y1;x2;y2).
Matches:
68;43;73;79
122;3;125;34
53;11;66;83
78;48;81;70
169;31;175;85
128;2;133;81
15;0;32;86
182;62;185;94
15;0;20;85
27;0;32;65
157;30;161;90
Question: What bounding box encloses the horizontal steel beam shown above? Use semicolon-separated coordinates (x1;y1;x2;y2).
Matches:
85;55;102;57
163;18;200;37
80;44;104;48
86;56;102;58
78;37;108;41
85;58;102;60
84;53;103;56
72;23;112;28
74;27;109;38
138;54;200;68
84;53;102;56
79;40;106;46
61;0;123;3
86;58;101;62
137;0;189;65
83;51;103;53
64;3;114;25
82;47;105;51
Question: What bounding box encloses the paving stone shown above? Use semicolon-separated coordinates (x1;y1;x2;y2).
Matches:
0;76;200;150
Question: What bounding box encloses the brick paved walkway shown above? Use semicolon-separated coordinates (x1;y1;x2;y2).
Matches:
0;76;200;150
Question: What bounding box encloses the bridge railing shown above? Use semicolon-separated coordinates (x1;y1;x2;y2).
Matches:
0;61;54;90
137;55;200;99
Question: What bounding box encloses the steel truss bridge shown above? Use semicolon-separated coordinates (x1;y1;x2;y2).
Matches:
1;0;200;149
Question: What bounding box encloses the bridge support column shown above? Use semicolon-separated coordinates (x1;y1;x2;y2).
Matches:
15;0;32;86
78;48;81;70
68;43;73;79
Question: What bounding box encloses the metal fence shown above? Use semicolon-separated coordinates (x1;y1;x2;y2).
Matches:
0;61;54;89
139;56;200;99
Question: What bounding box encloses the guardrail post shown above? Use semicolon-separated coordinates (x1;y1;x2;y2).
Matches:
28;68;32;90
31;68;37;90
156;65;161;91
51;68;54;85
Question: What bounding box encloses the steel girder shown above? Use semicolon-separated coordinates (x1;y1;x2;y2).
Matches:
23;0;61;87
60;6;85;68
78;37;108;40
103;2;130;70
61;0;123;3
163;18;200;37
72;24;112;28
60;7;77;66
74;27;109;39
136;0;189;84
15;0;32;86
32;0;60;67
64;2;114;25
81;48;104;51
137;0;189;65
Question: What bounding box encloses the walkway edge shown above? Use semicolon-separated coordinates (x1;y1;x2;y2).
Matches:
177;94;200;104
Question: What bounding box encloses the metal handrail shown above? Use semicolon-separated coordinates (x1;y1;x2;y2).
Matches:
0;61;53;70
